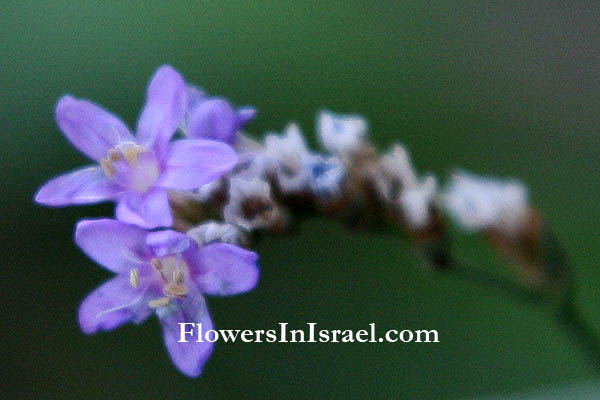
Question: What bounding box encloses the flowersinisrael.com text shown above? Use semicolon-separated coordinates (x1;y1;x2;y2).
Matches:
178;323;439;343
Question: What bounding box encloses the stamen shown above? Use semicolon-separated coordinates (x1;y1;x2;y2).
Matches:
100;159;115;178
164;282;189;298
100;145;148;180
122;144;145;167
108;148;122;162
148;297;172;308
151;258;163;270
129;268;139;288
174;270;184;284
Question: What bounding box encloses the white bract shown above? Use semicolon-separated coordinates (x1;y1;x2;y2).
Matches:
263;123;311;194
443;170;529;236
187;221;244;246
400;175;438;229
317;110;367;156
223;176;273;230
306;154;346;200
375;145;438;229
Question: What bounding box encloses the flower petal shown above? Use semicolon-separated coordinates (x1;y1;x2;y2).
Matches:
186;85;205;110
75;218;148;273
158;139;238;191
192;243;259;296
79;274;152;334
187;99;236;144
157;289;215;377
145;230;192;258
116;189;173;229
136;65;188;158
56;96;134;161
35;166;121;206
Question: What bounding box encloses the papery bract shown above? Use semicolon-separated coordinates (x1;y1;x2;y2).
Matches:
443;170;529;236
317;110;367;156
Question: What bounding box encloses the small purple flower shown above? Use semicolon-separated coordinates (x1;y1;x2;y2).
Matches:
75;218;259;377
35;66;238;228
185;86;256;145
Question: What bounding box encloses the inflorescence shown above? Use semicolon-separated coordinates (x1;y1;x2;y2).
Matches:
35;65;572;377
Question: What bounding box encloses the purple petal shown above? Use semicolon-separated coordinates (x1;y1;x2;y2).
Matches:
187;99;236;144
35;166;121;206
136;65;188;158
145;230;191;258
192;243;259;296
79;274;152;334
56;96;134;161
186;85;205;110
158;139;237;191
116;189;173;229
157;288;215;377
235;106;257;129
75;218;148;273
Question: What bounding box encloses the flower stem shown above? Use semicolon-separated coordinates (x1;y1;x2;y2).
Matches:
558;291;600;368
445;259;600;370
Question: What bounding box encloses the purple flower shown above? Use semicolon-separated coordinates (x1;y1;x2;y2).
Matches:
35;66;238;228
185;86;256;145
75;218;259;377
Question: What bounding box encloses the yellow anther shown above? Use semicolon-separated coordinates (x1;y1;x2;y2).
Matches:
164;282;189;298
122;144;145;167
129;268;139;288
148;297;172;308
100;158;115;178
108;148;122;162
174;270;184;284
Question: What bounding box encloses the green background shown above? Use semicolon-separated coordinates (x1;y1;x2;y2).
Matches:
2;1;600;398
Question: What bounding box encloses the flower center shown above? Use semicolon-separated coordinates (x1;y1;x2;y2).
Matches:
101;143;160;193
146;255;190;308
